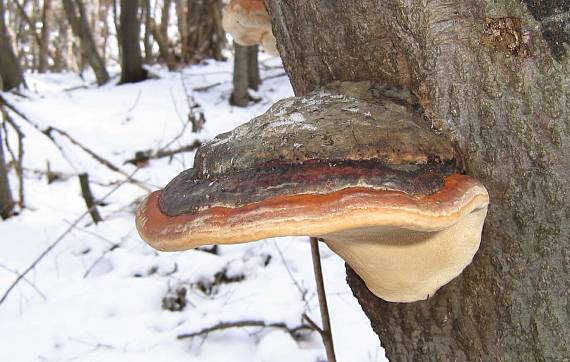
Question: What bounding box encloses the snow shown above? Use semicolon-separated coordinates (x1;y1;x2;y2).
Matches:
0;57;387;362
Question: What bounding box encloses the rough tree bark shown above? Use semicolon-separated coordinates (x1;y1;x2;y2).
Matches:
62;0;110;85
0;0;24;91
265;1;570;361
118;0;147;84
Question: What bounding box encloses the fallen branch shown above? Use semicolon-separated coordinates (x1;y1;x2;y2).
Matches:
192;73;286;93
193;81;224;92
0;169;140;306
124;140;202;166
177;320;314;340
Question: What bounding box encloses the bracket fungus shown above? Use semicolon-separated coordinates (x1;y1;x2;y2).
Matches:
222;0;278;56
136;82;489;303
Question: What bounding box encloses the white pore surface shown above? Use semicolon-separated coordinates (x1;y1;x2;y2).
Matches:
0;57;386;362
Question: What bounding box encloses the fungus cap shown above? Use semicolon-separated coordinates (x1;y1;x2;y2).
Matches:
222;0;278;55
136;82;489;303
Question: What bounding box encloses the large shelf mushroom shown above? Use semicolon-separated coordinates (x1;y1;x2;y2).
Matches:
136;81;489;303
222;0;278;56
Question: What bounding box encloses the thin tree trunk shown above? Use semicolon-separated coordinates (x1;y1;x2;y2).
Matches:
266;1;570;361
142;0;152;62
175;0;188;62
247;45;260;91
230;42;249;107
181;0;225;63
118;0;147;84
37;0;50;72
151;0;176;70
0;108;15;219
0;0;24;91
62;0;109;85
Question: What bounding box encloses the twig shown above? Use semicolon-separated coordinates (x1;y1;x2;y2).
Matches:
272;240;310;310
124;140;202;165
43;126;114;172
310;237;337;362
0;264;46;301
82;244;120;278
79;173;102;224
179;72;206;133
0;169;140;306
302;313;323;335
177;320;313;340
126;90;142;115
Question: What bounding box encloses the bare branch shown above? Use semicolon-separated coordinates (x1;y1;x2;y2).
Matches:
0;263;46;301
124;140;202;166
0;169;140;306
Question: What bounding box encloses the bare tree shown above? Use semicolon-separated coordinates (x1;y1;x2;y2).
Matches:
62;0;109;85
118;0;146;83
230;43;261;107
141;0;152;62
38;0;51;72
0;0;24;91
176;0;225;64
0;107;14;219
230;42;250;107
247;45;260;91
265;1;570;361
150;0;176;70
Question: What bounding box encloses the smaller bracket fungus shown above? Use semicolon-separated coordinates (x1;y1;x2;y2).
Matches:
222;0;278;55
136;82;489;303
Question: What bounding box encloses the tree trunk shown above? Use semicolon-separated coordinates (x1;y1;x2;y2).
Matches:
0;108;14;219
118;0;147;84
247;45;261;91
266;1;570;361
230;42;250;107
62;0;110;85
0;0;24;91
150;0;177;71
180;0;225;63
142;0;152;63
38;0;50;73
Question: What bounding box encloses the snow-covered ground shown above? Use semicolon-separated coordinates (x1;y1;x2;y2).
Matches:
0;57;387;362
